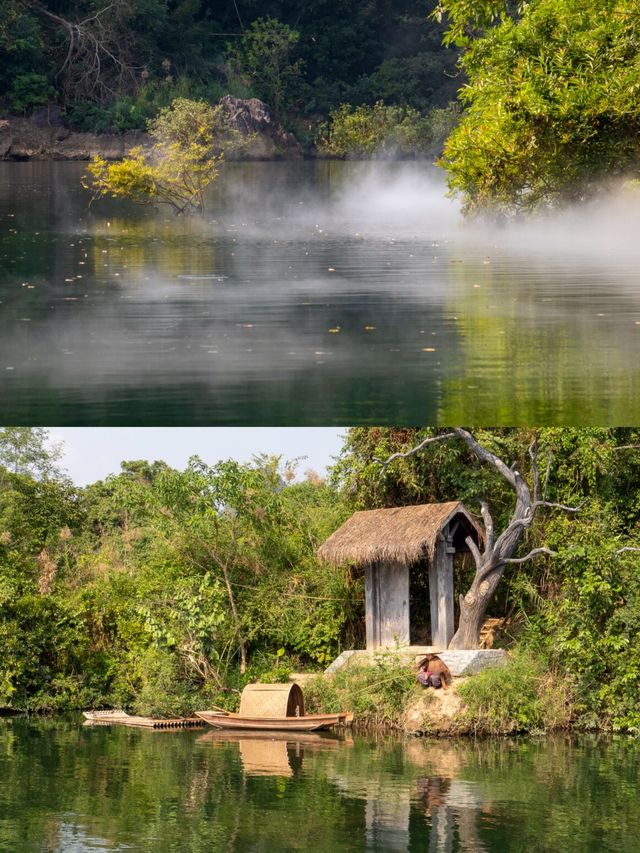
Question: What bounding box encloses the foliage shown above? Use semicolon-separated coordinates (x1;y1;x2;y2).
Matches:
0;427;63;479
456;648;574;734
316;101;456;159
305;653;418;728
1;2;459;133
225;17;305;116
435;0;640;215
2;428;640;733
83;99;223;213
8;72;54;113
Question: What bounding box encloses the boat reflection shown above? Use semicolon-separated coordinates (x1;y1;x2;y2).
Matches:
197;729;351;778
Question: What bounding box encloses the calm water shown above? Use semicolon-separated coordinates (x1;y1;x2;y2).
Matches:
2;161;640;424
1;718;639;852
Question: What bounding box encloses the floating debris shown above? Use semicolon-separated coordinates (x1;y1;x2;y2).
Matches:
177;275;227;281
422;347;436;352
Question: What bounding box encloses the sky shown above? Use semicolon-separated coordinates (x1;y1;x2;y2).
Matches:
49;427;346;486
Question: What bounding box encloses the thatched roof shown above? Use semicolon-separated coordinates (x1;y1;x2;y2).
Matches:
317;502;480;568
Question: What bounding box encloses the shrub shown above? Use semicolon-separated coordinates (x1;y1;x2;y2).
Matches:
9;73;54;114
456;650;574;735
316;101;437;159
304;653;418;728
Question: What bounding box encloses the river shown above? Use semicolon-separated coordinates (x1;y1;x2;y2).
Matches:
2;161;640;425
1;718;639;852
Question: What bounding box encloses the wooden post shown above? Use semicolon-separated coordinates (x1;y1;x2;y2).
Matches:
430;534;455;648
365;563;377;649
365;561;410;649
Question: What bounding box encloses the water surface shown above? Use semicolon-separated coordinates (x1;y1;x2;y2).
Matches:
1;718;639;852
2;161;640;424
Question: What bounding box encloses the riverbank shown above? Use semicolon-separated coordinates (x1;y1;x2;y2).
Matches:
0;97;303;161
303;649;576;737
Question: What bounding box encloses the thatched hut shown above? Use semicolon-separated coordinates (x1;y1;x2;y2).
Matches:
318;502;481;650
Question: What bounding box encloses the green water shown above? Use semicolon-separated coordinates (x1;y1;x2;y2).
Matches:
1;718;639;852
2;161;640;425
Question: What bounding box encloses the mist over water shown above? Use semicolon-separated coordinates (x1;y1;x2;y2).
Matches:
1;160;639;425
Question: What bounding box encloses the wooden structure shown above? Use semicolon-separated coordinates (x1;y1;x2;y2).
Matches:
83;710;204;729
318;502;481;650
239;683;304;718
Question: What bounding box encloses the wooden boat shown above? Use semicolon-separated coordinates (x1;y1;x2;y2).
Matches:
195;709;353;732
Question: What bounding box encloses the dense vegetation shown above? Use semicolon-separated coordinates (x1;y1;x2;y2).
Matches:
2;427;640;733
436;0;640;213
1;1;459;137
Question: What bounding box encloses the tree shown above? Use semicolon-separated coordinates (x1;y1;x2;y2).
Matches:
226;17;304;115
0;428;63;480
434;0;640;215
83;98;234;213
378;428;579;648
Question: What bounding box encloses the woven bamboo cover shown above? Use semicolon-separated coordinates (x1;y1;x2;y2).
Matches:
239;683;305;718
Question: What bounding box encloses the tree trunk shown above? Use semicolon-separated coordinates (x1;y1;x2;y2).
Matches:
448;562;502;649
216;556;247;674
379;429;577;651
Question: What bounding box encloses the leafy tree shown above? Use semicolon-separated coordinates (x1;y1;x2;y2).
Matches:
317;100;456;158
434;0;640;214
83;98;228;213
225;17;305;115
0;428;63;480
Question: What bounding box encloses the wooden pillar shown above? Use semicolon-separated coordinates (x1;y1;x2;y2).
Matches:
429;534;455;648
365;561;409;649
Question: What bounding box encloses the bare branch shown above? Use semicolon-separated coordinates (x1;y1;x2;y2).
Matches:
479;500;494;552
464;534;483;570
615;547;640;555
375;432;456;469
529;433;540;502
504;547;556;564
532;499;584;513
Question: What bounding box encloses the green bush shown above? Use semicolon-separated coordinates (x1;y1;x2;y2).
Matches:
316;100;447;159
9;73;53;113
305;653;418;728
457;650;574;735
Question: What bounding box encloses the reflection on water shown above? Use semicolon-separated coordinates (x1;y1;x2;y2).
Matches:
1;161;640;424
2;718;639;852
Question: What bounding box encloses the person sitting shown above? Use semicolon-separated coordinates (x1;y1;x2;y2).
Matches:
416;653;452;689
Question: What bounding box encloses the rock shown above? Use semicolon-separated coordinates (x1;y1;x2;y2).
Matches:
437;649;507;676
0;120;11;158
0;98;302;161
218;95;302;160
0;117;148;160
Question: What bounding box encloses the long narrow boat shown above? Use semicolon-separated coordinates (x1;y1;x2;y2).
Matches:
195;710;353;732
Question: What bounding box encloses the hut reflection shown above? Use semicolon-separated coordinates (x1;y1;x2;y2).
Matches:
198;730;346;778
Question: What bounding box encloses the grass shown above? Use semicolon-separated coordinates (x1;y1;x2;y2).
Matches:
456;649;574;735
304;652;419;729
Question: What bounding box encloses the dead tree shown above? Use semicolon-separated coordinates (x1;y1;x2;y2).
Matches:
379;429;580;649
37;2;139;102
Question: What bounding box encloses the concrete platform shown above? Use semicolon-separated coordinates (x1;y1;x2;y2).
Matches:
325;648;507;676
